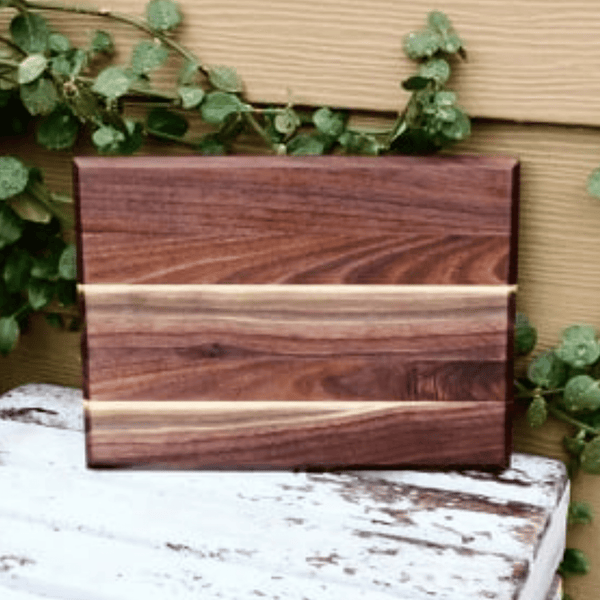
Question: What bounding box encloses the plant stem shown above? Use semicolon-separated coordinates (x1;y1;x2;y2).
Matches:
0;56;18;69
244;112;277;152
23;0;207;74
548;405;600;436
146;127;199;148
0;36;26;56
12;305;30;318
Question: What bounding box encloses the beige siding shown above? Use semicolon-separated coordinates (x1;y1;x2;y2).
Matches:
6;0;600;125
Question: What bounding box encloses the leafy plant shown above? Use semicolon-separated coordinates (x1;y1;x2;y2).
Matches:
515;315;600;588
0;3;472;353
0;156;76;354
0;2;470;157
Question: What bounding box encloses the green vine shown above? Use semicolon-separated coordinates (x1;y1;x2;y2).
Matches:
0;2;472;354
515;315;600;593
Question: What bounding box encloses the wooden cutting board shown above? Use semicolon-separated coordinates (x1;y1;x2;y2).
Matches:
74;155;519;468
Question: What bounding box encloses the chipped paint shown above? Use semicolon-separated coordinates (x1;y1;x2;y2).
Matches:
0;384;569;600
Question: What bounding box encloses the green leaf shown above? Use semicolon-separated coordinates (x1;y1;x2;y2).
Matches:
581;437;600;474
9;193;52;223
195;134;226;155
441;32;463;55
27;278;54;310
559;548;591;577
3;247;32;292
0;316;19;355
17;54;48;85
131;40;169;75
403;28;442;60
0;203;23;245
0;156;29;201
527;350;567;388
564;433;586;457
440;108;471;141
37;106;79;150
10;12;49;54
200;91;244;125
286;134;327;156
178;86;205;109
402;76;431;91
90;30;115;56
147;107;188;137
563;375;600;412
20;77;58;115
526;395;547;429
93;120;144;156
427;11;453;32
58;243;77;280
312;107;346;139
273;107;301;136
515;313;537;355
208;65;243;93
178;60;199;86
428;12;463;55
568;501;594;525
419;58;451;84
434;91;457;106
118;120;145;155
556;324;600;368
92;125;125;153
587;168;600;199
146;0;182;32
338;131;380;156
49;54;72;78
48;33;71;54
92;66;132;100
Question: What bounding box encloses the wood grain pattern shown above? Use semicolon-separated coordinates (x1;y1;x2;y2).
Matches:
12;0;600;126
74;155;519;285
81;284;513;403
75;156;517;468
84;400;508;468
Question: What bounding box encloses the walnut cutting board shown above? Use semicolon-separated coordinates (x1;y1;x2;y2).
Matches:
74;155;519;468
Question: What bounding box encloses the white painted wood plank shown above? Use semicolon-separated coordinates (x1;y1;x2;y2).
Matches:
0;384;569;600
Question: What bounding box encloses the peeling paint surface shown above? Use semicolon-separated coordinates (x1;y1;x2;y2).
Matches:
0;385;567;600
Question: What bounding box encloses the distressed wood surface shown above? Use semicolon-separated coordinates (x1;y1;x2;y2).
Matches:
74;155;519;285
0;384;568;600
11;0;600;127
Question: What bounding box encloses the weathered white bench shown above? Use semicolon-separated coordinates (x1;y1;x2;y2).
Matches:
0;384;567;600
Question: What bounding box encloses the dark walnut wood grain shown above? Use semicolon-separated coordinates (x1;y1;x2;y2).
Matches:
82;285;512;403
74;156;519;285
85;400;508;468
75;155;519;468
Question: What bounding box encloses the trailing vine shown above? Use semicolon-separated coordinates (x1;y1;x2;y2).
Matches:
0;2;471;354
515;315;600;596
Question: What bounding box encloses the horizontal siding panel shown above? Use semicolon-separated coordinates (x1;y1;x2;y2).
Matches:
4;0;600;125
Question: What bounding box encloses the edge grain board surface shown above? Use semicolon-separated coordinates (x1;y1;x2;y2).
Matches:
82;284;513;402
76;156;518;468
81;285;514;468
85;399;508;468
74;156;519;285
